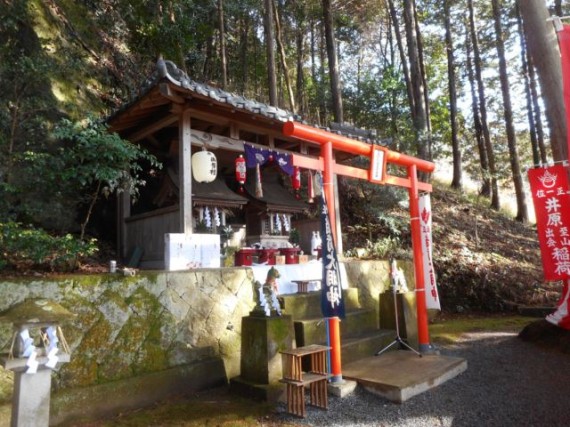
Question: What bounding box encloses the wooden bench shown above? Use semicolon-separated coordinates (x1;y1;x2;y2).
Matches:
280;344;331;417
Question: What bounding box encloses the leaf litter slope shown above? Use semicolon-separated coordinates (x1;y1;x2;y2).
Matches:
429;185;559;311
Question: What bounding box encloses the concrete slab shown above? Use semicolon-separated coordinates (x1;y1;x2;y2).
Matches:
343;350;467;403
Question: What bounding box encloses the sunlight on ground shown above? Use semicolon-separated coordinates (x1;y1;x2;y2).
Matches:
430;315;535;344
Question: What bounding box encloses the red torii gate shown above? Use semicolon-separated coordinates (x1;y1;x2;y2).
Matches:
283;121;436;383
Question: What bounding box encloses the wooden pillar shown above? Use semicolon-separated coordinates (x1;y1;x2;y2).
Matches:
179;110;193;234
117;190;130;260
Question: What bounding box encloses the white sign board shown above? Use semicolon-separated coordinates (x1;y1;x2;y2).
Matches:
369;147;386;184
165;233;221;271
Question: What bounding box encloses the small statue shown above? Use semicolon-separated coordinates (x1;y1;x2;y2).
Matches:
251;266;282;317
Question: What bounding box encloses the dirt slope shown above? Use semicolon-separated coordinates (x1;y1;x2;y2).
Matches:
429;185;560;312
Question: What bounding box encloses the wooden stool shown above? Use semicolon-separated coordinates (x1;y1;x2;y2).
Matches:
280;344;331;417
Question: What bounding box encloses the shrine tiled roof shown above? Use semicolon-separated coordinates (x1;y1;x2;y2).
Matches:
110;58;383;145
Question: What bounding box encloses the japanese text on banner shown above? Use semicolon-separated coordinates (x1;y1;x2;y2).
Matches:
528;165;570;281
419;194;441;310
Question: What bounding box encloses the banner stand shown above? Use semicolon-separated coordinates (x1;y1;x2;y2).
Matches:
376;259;422;357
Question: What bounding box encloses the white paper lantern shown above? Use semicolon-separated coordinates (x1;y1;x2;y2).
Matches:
191;150;217;183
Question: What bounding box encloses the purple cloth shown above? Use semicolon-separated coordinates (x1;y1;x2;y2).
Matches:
244;143;294;176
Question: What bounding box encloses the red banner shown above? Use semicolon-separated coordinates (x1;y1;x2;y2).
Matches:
528;164;570;281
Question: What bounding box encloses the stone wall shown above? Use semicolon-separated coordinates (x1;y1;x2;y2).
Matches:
0;268;256;424
0;260;414;425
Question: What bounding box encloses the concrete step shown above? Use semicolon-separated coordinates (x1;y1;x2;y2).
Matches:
344;351;468;403
340;329;395;365
281;287;360;319
294;309;379;347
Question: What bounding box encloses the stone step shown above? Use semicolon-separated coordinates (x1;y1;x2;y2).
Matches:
294;308;379;347
281;287;360;319
340;329;396;365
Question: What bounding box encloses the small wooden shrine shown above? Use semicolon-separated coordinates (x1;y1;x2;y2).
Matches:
107;59;372;268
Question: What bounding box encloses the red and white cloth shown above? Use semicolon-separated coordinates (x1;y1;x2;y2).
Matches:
419;194;441;310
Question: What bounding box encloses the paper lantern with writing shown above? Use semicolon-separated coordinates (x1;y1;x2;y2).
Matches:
192;150;217;183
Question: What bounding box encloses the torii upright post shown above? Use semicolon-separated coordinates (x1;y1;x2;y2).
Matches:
408;164;431;352
322;140;343;383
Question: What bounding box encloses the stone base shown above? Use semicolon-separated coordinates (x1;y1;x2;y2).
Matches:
229;376;286;403
328;379;358;398
240;315;294;385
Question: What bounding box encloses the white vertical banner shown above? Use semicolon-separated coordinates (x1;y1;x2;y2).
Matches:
419;194;441;310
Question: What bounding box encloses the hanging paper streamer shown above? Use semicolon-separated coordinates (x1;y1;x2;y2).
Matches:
20;329;35;358
204;206;212;228
282;214;290;232
26;349;39;374
275;213;282;234
45;326;59;369
214;207;221;227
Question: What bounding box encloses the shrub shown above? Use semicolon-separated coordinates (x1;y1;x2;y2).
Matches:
0;221;97;272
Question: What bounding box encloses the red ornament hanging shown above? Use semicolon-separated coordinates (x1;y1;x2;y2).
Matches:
235;155;246;193
292;166;301;199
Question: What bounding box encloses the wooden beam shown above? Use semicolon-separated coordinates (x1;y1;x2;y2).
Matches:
159;83;185;104
128;114;178;143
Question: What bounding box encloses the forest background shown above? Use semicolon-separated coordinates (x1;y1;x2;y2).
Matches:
0;0;568;311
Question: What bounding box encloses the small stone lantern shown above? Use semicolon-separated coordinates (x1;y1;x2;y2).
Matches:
0;299;75;427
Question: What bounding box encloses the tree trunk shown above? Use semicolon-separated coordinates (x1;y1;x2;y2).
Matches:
529;58;548;163
239;14;250;93
465;27;490;197
319;22;328;124
413;0;432;139
217;0;227;89
444;0;462;190
519;0;567;161
322;0;343;123
492;0;528;222
273;1;296;112
296;23;305;116
469;0;500;209
387;0;414;119
403;0;429;164
264;0;278;106
516;0;540;166
555;0;563;17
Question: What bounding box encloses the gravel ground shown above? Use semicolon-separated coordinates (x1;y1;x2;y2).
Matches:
272;332;570;427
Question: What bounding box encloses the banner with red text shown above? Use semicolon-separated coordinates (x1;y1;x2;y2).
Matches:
528;164;570;281
419;194;441;310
